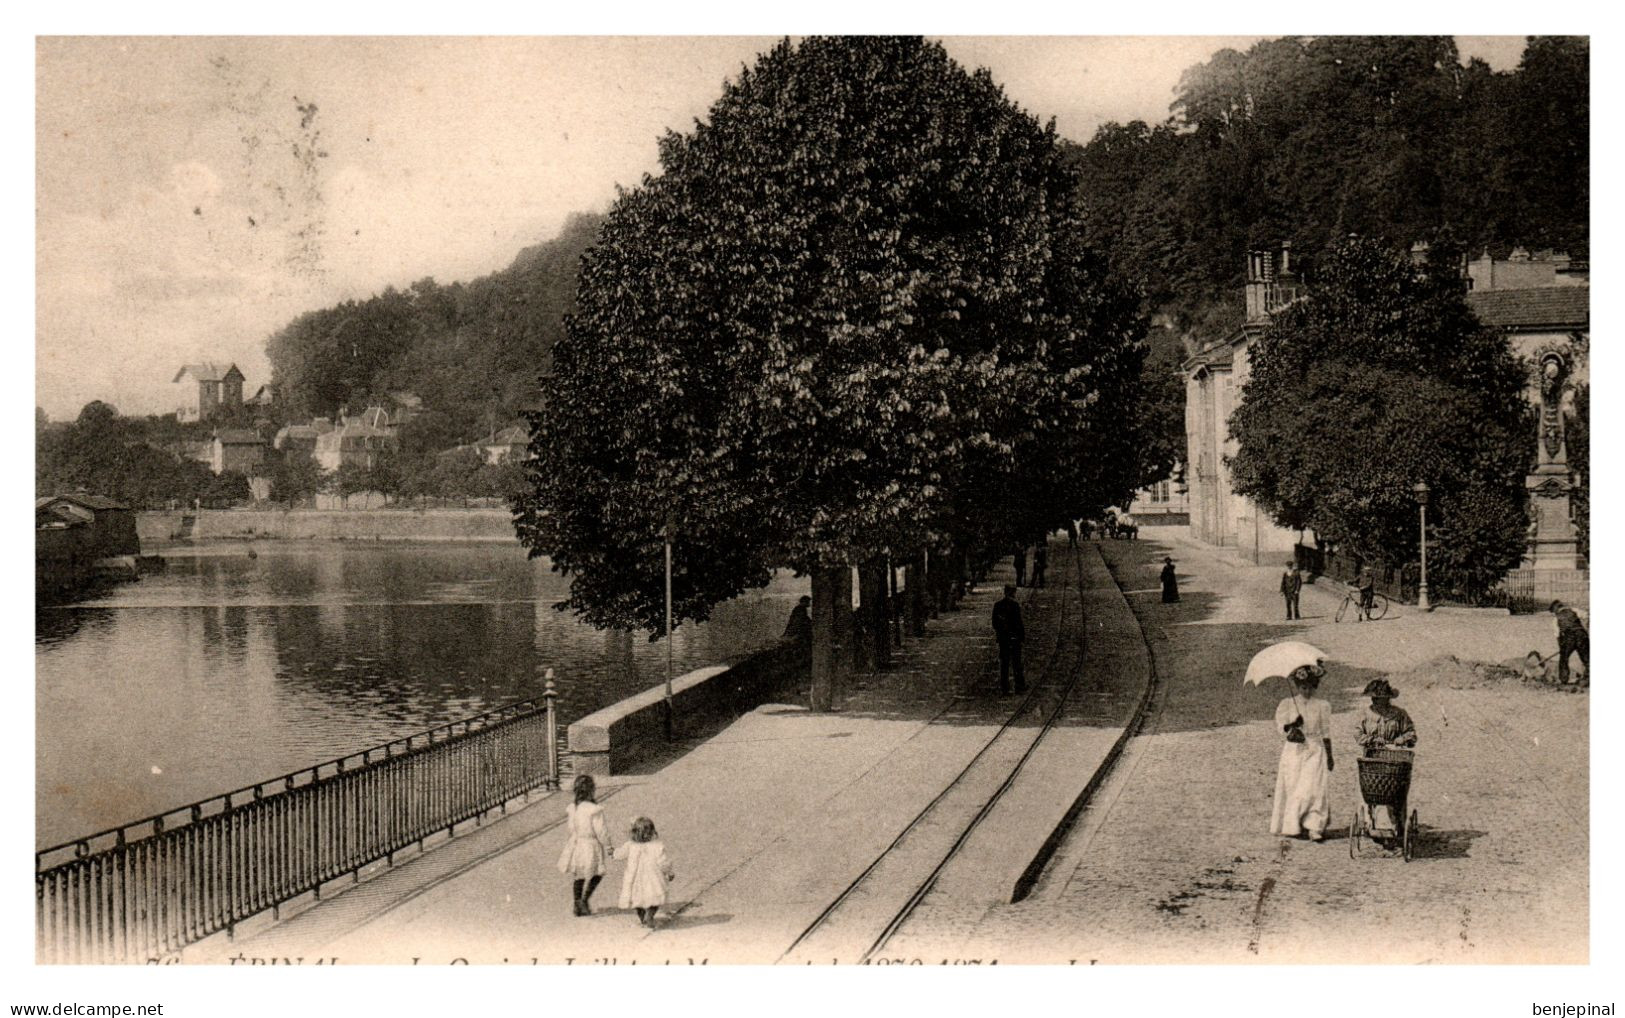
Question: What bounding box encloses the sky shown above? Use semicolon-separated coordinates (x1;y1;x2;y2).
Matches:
35;35;1530;421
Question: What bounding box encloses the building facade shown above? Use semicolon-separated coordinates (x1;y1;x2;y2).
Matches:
1182;248;1302;563
172;363;245;423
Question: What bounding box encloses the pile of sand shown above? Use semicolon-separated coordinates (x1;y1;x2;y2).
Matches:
1385;654;1583;693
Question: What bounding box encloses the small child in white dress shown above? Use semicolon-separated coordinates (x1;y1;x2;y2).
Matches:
616;816;675;928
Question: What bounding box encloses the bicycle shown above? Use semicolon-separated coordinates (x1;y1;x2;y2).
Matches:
1335;586;1390;622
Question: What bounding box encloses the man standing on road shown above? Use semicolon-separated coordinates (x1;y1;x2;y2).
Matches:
1032;540;1048;588
1013;545;1027;588
1281;561;1302;620
992;585;1027;695
1551;601;1589;686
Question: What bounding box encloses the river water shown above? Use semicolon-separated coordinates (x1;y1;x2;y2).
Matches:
35;542;808;849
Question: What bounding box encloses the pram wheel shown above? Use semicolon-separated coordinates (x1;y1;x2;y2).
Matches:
1403;809;1418;862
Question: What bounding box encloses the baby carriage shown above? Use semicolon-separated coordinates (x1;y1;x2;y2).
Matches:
1348;747;1418;861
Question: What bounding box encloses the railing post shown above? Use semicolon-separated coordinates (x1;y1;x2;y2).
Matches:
542;669;559;790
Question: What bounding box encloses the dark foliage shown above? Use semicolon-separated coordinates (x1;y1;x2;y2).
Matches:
1228;238;1533;601
514;36;1146;632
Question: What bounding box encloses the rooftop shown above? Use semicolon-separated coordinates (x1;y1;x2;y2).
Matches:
173;362;244;384
1467;287;1589;330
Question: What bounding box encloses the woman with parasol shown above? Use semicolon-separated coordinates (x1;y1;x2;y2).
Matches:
1247;642;1335;841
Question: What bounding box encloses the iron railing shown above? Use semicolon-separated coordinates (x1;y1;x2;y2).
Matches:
37;685;559;964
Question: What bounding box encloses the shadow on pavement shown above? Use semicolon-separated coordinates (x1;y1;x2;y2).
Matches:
1097;539;1387;735
1412;827;1487;861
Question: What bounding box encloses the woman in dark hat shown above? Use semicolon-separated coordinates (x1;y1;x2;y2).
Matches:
1159;556;1180;603
1355;678;1416;752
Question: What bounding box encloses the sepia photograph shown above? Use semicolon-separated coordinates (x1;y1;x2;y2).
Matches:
16;15;1612;1014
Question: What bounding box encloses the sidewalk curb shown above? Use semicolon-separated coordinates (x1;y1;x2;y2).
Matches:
1010;542;1157;904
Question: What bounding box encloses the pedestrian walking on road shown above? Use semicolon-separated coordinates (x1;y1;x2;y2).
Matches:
1013;546;1027;587
1354;679;1414;848
616;816;676;929
1355;679;1416;752
557;775;614;916
1550;601;1590;686
992;584;1027;695
1270;665;1334;841
1281;561;1302;620
1032;541;1048;588
1159;557;1180;603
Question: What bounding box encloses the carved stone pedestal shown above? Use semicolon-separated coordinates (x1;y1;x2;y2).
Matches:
1525;469;1582;569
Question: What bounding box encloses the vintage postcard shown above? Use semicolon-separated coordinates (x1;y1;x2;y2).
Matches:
23;27;1604;1015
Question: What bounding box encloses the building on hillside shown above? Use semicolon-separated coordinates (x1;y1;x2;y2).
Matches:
247;384;276;407
272;422;326;459
176;439;214;468
173;363;245;423
1182;247;1303;563
478;425;530;465
1466;247;1588;291
314;408;397;472
211;429;267;476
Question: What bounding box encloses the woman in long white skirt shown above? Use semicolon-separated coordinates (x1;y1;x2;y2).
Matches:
1270;666;1335;840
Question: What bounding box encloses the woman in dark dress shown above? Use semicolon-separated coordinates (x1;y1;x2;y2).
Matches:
1160;556;1180;603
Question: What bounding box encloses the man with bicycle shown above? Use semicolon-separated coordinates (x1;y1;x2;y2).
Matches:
1355;565;1376;622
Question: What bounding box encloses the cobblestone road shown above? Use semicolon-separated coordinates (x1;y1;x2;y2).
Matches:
889;533;1588;964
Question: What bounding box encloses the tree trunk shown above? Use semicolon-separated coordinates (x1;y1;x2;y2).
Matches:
906;551;928;637
860;557;891;670
889;558;903;647
810;564;852;712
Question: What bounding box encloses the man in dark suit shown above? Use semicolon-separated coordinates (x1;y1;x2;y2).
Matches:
1551;600;1589;686
992;585;1027;695
1281;561;1302;620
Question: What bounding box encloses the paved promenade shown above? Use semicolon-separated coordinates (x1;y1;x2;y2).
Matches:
890;531;1588;964
196;542;1148;965
189;532;1586;965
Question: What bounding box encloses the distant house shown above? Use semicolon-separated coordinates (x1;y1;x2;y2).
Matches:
247;384;276;407
173;363;245;423
211;428;266;476
478;425;530;465
176;440;214;468
273;423;323;458
314;408;397;472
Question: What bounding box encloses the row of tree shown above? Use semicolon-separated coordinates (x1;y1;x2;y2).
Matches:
511;37;1153;706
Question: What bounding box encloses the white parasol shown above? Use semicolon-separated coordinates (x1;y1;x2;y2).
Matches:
1243;641;1328;686
1245;641;1327;739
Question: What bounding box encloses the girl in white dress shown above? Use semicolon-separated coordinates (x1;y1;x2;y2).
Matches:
1270;666;1335;840
557;775;613;915
616;816;675;928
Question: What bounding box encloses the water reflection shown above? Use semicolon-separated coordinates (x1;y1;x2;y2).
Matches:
36;543;806;848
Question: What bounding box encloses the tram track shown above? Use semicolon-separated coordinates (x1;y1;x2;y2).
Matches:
777;546;1093;964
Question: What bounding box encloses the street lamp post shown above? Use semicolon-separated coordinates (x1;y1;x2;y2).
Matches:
664;514;675;740
1412;482;1431;612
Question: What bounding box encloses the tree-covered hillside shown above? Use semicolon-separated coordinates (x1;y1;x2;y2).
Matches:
265;211;604;442
1070;36;1588;327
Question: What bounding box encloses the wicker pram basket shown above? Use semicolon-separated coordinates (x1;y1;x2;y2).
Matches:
1356;748;1413;807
